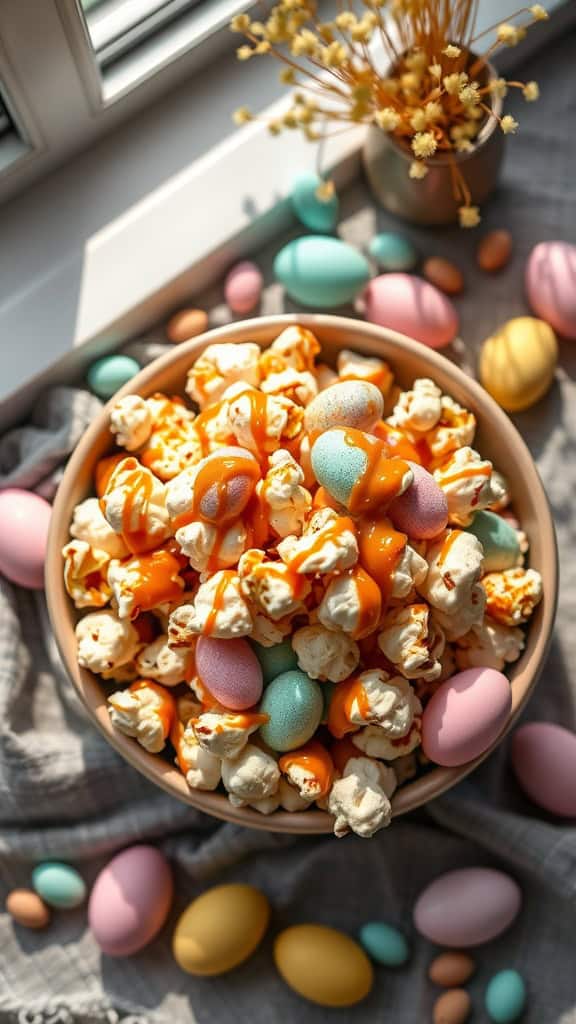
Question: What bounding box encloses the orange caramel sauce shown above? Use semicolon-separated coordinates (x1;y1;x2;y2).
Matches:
345;564;382;640
373;421;426;465
438;464;491;487
202;570;234;637
95;453;125;497
330;735;362;774
327;675;371;740
102;457;161;554
193;710;269;737
279;740;335;799
357;516;407;608
129;679;175;737
312;486;344;512
286;516;357;574
343;428;411;515
172;452;259;532
436;529;462;567
123;548;185;618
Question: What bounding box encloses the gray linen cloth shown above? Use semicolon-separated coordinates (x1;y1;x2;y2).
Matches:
1;30;576;1024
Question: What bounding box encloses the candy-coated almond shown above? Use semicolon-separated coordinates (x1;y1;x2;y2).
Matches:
433;988;471;1024
428;952;476;988
423;258;464;296
6;889;50;929
166;308;208;343
477;230;512;273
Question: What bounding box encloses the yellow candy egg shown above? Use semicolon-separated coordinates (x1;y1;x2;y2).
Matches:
479;316;557;412
172;883;269;976
274;924;374;1007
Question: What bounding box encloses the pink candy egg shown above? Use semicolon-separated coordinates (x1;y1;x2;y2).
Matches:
388;462;448;539
414;867;521;947
363;273;458;349
511;722;576;817
225;261;263;315
196;636;263;710
194;447;259;523
89;845;173;956
0;488;52;589
422;667;511;767
525;240;576;340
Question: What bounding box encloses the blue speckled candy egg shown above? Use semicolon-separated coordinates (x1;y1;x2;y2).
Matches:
485;969;527;1023
274;236;370;308
291;173;339;233
251;640;299;685
87;355;140;399
304;380;383;437
358;923;410;967
259;670;323;752
369;232;417;272
310;427;371;506
465;510;521;572
32;862;86;909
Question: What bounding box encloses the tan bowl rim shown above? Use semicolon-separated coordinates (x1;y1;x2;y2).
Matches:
45;313;558;834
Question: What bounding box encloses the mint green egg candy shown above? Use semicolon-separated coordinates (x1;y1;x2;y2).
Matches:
485;969;527;1023
274;236;370;308
259;670;323;752
465;510;521;572
310;428;368;506
251;640;298;685
291;173;339;233
369;232;417;272
32;862;86;909
358;922;410;967
87;355;140;399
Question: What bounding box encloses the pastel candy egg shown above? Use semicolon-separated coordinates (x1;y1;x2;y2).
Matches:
414;867;521;947
259;669;323;751
87;354;140;399
422;668;512;767
274;236;370;308
32;862;86;909
423;257;464;296
291;173;339;233
363;273;458;349
479;316;557;412
428;952;476;988
172;883;269;975
192;447;259;523
310;427;411;512
485;969;527;1023
251;639;298;685
464;510;520;571
224;261;263;314
89;845;173;956
388;462;448;539
477;229;513;273
304;380;384;437
6;889;50;929
433;989;471;1024
0;488;51;589
274;924;374;1007
511;722;576;817
525;240;576;339
310;428;368;506
369;232;417;271
196;636;263;710
358;922;410;966
166;308;208;343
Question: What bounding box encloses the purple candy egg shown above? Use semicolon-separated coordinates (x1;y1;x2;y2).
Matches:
388;462;448;539
194;446;258;523
196;636;263;710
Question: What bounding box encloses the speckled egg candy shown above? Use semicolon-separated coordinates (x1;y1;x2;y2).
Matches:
173;883;269;975
358;922;410;966
389;462;448;539
251;639;298;685
259;670;323;751
310;427;370;507
0;488;51;589
363;273;458;349
479;317;557;412
32;863;86;909
485;969;527;1023
87;354;140;399
89;845;173;956
422;668;512;767
224;261;263;314
291;173;339;233
465;511;521;571
414;867;521;947
274;924;374;1007
369;232;417;272
304;380;384;437
274;236;370;308
196;636;263;710
193;447;259;522
526;240;576;339
511;722;576;816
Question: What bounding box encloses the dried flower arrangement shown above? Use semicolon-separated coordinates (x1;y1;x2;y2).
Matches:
231;1;548;226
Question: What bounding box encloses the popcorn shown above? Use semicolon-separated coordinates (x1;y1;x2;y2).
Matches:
168;570;252;641
278;508;358;575
238;549;310;621
278;776;313;811
483;567;543;626
221;743;280;806
455;619;525;671
226;386;303;457
258;449;312;538
69;497;129;559
328;669;421;739
192;710;268;759
292;623;360;682
186;342;261;407
390;545;429;600
76;610;141;673
109;395;152;451
378;604;445;680
352;719;422;761
250;612;294;647
424;396;476;463
171;719;222;790
328;756;397;838
260;367;318;406
278;740;335;800
136;634;193;686
389;378;442;433
337;349;393;396
101;458;170;554
107;547;185;619
100;661;139;684
62;540;111;608
488;470;511;511
108;680;176;753
318;565;382;639
247;793;282;815
434;447;507;526
260;325;321;375
176;519;249;573
139;395;202;483
418;530;485;639
315;363;338;390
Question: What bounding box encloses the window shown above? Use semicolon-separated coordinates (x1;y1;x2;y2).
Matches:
0;83;30;175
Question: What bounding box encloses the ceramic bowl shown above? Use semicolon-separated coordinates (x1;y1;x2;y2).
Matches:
45;314;558;833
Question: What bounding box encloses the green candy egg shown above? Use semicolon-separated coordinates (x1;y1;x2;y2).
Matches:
274;236;370;308
87;355;140;399
291;173;339;233
310;428;368;507
358;922;410;967
368;232;417;272
465;510;521;572
251;640;299;685
259;670;323;752
32;862;86;909
485;969;527;1023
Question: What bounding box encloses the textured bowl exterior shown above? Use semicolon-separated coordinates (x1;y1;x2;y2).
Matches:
45;314;558;834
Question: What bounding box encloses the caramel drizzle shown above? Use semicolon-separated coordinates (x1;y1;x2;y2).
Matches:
202;571;233;637
327;675;371;740
102;458;158;554
193;711;269;737
357;516;407;609
279;740;335;799
123;548;185;619
344;428;411;515
95;453;125;498
438;464;491;487
172;453;259;533
286;516;357;574
373;421;425;466
436;529;462;567
346;565;382;640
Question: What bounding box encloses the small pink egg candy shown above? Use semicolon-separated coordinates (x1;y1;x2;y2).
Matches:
194;447;259;523
89;845;173;956
388;462;448;539
196;636;263;710
363;273;458;349
525;240;576;340
224;261;263;315
511;722;576;817
0;488;52;589
422;667;511;767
